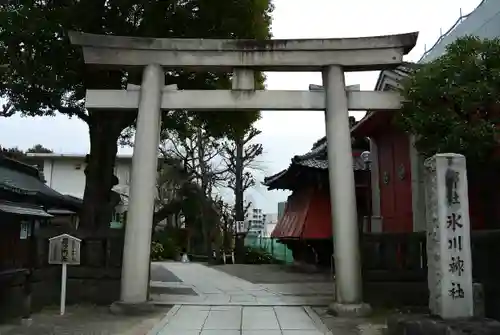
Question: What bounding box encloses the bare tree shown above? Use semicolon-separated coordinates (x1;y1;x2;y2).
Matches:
221;127;263;224
157;125;231;256
160;126;228;196
153;157;191;229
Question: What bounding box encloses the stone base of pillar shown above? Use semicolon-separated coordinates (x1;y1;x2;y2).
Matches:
328;302;372;317
109;301;160;316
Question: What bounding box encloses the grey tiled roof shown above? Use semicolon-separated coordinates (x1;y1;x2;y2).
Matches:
295;158;328;169
263;145;368;187
0;200;53;217
0;156;82;208
294;155;366;171
0;165;63;198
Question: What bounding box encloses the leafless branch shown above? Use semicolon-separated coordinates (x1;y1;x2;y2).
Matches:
0;102;14;117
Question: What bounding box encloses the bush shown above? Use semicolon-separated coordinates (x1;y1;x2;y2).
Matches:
243;246;274;264
151;237;181;261
151;241;165;261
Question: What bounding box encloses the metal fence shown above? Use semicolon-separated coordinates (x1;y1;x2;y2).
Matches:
244;235;294;264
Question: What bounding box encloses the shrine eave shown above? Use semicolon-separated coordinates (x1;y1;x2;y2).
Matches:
262;159;328;190
264;62;414;191
263;150;367;190
351;63;416;138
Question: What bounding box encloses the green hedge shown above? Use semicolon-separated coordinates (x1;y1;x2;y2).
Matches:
243;246;275;264
151;236;181;261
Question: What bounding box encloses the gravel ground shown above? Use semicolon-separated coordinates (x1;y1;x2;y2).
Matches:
313;306;387;335
0;305;170;335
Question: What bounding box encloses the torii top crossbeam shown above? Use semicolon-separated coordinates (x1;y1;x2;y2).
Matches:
69;32;418;71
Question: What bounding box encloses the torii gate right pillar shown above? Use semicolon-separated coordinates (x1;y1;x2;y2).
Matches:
323;66;369;315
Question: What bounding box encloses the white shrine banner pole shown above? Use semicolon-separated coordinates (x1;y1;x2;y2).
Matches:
424;153;473;319
60;263;67;315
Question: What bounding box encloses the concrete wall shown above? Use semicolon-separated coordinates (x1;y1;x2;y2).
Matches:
263;213;278;237
265;223;277;237
277;202;286;220
41;157;132;199
420;0;500;63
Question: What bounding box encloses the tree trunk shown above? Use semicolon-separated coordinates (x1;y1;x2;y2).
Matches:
79;112;129;230
196;128;212;259
153;200;182;226
234;136;244;222
233;136;245;263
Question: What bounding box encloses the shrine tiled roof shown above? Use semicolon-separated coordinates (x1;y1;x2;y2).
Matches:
264;64;414;190
263;138;367;189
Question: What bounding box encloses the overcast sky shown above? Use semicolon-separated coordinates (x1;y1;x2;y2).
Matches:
0;0;482;213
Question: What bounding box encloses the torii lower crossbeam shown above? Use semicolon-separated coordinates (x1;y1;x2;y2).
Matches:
85;89;402;111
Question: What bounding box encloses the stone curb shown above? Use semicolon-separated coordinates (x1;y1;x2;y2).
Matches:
304;306;334;335
151;300;330;306
146;305;181;335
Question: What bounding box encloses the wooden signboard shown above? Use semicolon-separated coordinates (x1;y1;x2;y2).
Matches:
48;234;82;315
48;233;81;265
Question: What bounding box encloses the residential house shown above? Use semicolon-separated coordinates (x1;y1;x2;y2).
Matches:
0;154;81;320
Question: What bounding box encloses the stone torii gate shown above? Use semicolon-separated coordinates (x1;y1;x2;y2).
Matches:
70;31;418;315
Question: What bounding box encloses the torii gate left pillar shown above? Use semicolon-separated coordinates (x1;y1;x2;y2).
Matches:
70;31;418;316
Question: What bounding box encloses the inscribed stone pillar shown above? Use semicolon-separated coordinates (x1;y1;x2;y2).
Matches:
424;153;473;319
121;64;163;304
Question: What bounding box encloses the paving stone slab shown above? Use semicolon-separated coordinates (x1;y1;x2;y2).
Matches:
149;286;198;296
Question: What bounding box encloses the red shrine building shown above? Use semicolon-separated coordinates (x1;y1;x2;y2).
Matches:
355;65;491;232
263;136;370;267
264;64;492;267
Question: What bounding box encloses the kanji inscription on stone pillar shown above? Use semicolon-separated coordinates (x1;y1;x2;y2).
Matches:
424;153;473;319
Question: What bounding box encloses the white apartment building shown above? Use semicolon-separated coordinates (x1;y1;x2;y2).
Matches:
26;153;133;201
25;153;182;229
245;203;264;235
25;153;133;228
244;199;279;237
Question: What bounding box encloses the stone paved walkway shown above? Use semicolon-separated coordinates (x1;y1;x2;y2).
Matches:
150;262;333;306
148;262;332;334
2;263;336;334
149;305;328;335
